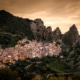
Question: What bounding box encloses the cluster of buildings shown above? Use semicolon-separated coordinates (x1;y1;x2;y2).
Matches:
0;39;62;64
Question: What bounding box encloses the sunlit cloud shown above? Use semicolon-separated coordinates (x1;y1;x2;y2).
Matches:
0;0;80;34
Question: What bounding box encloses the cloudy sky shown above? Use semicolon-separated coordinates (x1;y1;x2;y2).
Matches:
0;0;80;34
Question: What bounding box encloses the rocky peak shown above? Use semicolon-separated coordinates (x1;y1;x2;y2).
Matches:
54;27;61;35
62;24;79;46
70;24;76;30
52;27;62;41
70;24;78;33
30;18;46;40
46;26;52;33
0;10;13;17
34;18;44;28
0;10;14;26
69;24;79;37
0;10;9;14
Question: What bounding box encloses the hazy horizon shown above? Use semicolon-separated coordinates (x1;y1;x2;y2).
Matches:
0;0;80;34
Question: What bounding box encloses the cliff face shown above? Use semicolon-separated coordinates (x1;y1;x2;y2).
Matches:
30;19;53;42
30;18;46;40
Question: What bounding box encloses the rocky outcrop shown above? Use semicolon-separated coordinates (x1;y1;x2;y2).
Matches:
30;18;46;41
34;18;45;30
62;24;79;46
52;27;62;41
30;21;38;39
46;26;53;42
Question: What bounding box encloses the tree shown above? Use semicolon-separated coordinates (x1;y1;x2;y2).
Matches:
32;75;41;80
58;76;65;80
72;74;80;80
16;77;22;80
67;76;72;80
0;67;18;80
48;76;58;80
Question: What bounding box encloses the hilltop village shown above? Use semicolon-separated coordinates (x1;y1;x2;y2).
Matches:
0;38;61;65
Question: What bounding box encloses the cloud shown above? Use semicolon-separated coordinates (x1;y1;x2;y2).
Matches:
0;0;80;16
0;0;80;34
0;0;50;13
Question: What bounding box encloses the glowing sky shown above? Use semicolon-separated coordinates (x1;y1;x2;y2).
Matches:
0;0;80;34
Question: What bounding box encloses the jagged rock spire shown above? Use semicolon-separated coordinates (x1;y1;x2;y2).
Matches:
62;24;79;46
52;27;62;41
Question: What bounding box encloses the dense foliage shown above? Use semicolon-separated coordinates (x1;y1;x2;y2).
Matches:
0;56;78;80
0;10;34;47
0;56;80;80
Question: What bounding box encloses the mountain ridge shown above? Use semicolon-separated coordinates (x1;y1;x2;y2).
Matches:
0;10;80;47
0;10;80;77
